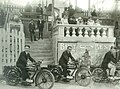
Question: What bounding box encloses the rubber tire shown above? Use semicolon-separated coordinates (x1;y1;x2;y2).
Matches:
92;68;103;82
35;69;55;89
75;68;91;86
6;69;20;86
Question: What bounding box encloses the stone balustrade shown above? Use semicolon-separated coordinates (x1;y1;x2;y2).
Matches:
53;24;114;39
52;24;116;65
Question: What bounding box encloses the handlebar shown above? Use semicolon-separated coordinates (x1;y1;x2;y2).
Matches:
27;60;43;67
68;60;79;65
33;60;43;66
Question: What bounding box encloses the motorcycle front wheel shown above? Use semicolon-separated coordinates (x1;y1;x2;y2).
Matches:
35;69;55;89
75;67;91;86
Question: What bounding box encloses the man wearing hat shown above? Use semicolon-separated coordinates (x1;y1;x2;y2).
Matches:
16;45;36;85
77;17;84;25
36;3;43;15
29;19;37;42
37;16;45;40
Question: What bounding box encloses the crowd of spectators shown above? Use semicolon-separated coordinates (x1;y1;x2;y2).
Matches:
24;3;43;15
55;5;101;26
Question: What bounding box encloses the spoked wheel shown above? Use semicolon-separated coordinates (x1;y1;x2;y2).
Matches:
92;68;103;82
75;68;91;86
6;69;20;86
35;69;55;89
111;71;120;85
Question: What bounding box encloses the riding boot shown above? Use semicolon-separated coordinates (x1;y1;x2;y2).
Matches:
21;81;32;86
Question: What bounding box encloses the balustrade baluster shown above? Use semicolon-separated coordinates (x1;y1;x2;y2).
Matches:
66;27;70;37
78;27;83;37
102;28;107;37
84;27;89;37
96;28;101;37
91;27;95;38
72;27;76;37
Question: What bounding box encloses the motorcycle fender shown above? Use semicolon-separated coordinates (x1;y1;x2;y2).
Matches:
77;67;92;75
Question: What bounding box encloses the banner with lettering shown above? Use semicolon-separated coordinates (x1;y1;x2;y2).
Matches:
58;42;114;66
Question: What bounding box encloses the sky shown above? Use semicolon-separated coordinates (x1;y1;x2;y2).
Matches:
1;0;116;11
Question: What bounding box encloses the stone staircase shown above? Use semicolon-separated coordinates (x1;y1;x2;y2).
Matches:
25;38;54;67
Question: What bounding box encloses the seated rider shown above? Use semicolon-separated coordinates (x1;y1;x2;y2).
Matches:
81;49;91;68
101;46;117;79
59;46;75;82
16;45;36;85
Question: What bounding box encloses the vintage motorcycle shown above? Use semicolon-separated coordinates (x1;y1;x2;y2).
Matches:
48;60;92;86
92;61;120;85
4;61;55;89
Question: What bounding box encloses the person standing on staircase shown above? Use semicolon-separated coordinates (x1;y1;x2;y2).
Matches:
29;19;37;42
37;17;45;40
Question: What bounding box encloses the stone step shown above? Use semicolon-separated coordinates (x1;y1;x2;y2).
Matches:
26;39;51;42
28;60;54;67
27;45;52;50
29;43;52;47
33;56;53;60
26;41;52;44
25;38;51;42
26;42;52;47
37;39;51;42
30;52;53;57
30;50;52;53
30;46;52;50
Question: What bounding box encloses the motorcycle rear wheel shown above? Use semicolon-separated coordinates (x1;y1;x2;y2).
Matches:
92;68;103;82
6;69;20;86
35;69;55;89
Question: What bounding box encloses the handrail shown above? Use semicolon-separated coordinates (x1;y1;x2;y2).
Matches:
53;24;115;29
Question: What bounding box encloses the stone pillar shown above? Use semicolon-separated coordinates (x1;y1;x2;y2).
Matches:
58;26;64;37
108;27;114;37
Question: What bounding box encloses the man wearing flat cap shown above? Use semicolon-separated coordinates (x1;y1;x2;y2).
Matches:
16;45;36;85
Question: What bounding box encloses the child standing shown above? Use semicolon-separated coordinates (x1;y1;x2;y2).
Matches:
81;49;91;68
